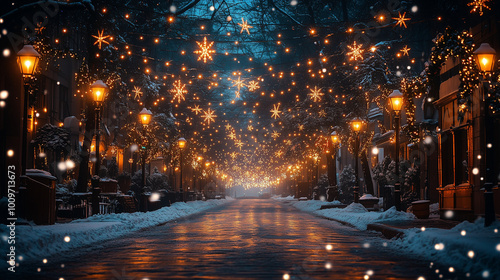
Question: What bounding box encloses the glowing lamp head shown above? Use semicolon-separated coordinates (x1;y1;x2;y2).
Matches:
388;89;404;113
178;137;187;149
350;118;364;132
138;108;152;125
330;131;339;145
17;45;40;76
474;43;496;73
90;80;108;104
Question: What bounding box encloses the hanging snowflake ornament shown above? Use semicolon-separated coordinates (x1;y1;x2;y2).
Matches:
401;45;411;56
318;109;327;117
270;104;282;119
468;0;491;16
393;12;410;28
235;91;241;99
247;80;260;91
190;104;202;115
238;18;253;34
232;76;246;91
308;86;324;102
347;41;364;61
92;30;111;49
271;131;280;139
170;80;188;103
235;140;244;150
132;86;143;100
202;108;217;125
194;37;216;63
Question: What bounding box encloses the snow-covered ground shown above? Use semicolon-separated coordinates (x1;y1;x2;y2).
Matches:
1;198;233;268
275;197;500;279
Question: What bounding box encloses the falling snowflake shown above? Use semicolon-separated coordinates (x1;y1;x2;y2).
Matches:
247;80;260;91
170;80;187;103
132;86;142;100
190;104;202;115
393;12;410;28
202;108;217;125
468;0;491;16
270;104;282;119
400;45;411;56
238;18;253;34
194;37;215;63
347;41;364;61
92;30;111;50
308;86;324;102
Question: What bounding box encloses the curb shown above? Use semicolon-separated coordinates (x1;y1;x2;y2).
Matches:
367;223;405;239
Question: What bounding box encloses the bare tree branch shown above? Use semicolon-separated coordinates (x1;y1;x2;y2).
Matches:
174;0;202;16
268;0;304;26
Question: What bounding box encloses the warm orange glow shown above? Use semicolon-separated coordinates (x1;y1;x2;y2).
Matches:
474;43;496;72
17;45;40;76
178;137;187;149
388;89;404;112
138;108;152;125
90;80;108;104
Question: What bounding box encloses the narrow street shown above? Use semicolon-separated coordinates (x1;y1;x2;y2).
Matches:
17;199;435;279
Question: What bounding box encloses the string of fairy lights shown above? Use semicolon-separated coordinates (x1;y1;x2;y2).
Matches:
20;0;496;190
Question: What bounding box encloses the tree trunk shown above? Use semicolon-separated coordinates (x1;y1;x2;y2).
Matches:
361;150;374;195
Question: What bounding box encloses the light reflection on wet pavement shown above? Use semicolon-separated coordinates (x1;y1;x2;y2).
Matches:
17;199;436;279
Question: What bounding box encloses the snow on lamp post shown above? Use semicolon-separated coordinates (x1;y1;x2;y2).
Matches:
388;89;404;211
474;43;497;227
138;108;152;211
350;118;364;203
178;137;187;201
17;45;40;177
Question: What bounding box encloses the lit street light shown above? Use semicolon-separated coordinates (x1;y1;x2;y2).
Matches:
178;137;187;201
388;89;404;211
138;108;152;211
473;43;497;227
350;118;364;203
17;45;40;177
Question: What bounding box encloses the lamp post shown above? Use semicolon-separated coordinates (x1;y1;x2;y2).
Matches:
90;80;108;176
178;137;187;201
17;45;40;177
90;80;108;215
329;131;339;186
473;43;497;227
195;155;203;195
351;118;364;203
388;89;404;211
138;108;152;211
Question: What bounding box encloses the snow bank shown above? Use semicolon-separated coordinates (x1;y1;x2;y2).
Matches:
290;200;415;230
0;198;232;267
391;218;500;279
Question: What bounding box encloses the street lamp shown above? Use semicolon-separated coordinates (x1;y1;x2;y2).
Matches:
17;45;41;176
351;118;364;203
90;80;108;175
138;108;152;211
474;43;497;227
326;131;340;201
388;89;404;211
178;137;187;201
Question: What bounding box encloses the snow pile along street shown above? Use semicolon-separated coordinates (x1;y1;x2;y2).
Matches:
0;198;232;267
392;219;500;279
287;199;415;230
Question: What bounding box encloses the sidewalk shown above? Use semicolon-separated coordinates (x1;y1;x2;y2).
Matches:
367;215;461;239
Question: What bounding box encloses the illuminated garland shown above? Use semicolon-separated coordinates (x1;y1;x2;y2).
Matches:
401;77;426;144
426;27;480;121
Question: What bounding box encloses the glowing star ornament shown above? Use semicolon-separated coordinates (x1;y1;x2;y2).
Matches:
225;124;232;130
308;86;324;102
393;12;410;28
347;41;364;61
468;0;491;16
247;80;260;91
194;37;215;63
271;131;280;139
191;105;203;115
298;124;304;131
170;80;188;103
247;125;254;131
319;109;327;117
228;131;237;139
202;108;217;125
235;140;244;150
132;86;143;100
230;152;237;159
238;18;253;34
92;30;111;50
270;104;282;119
235;91;241;99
